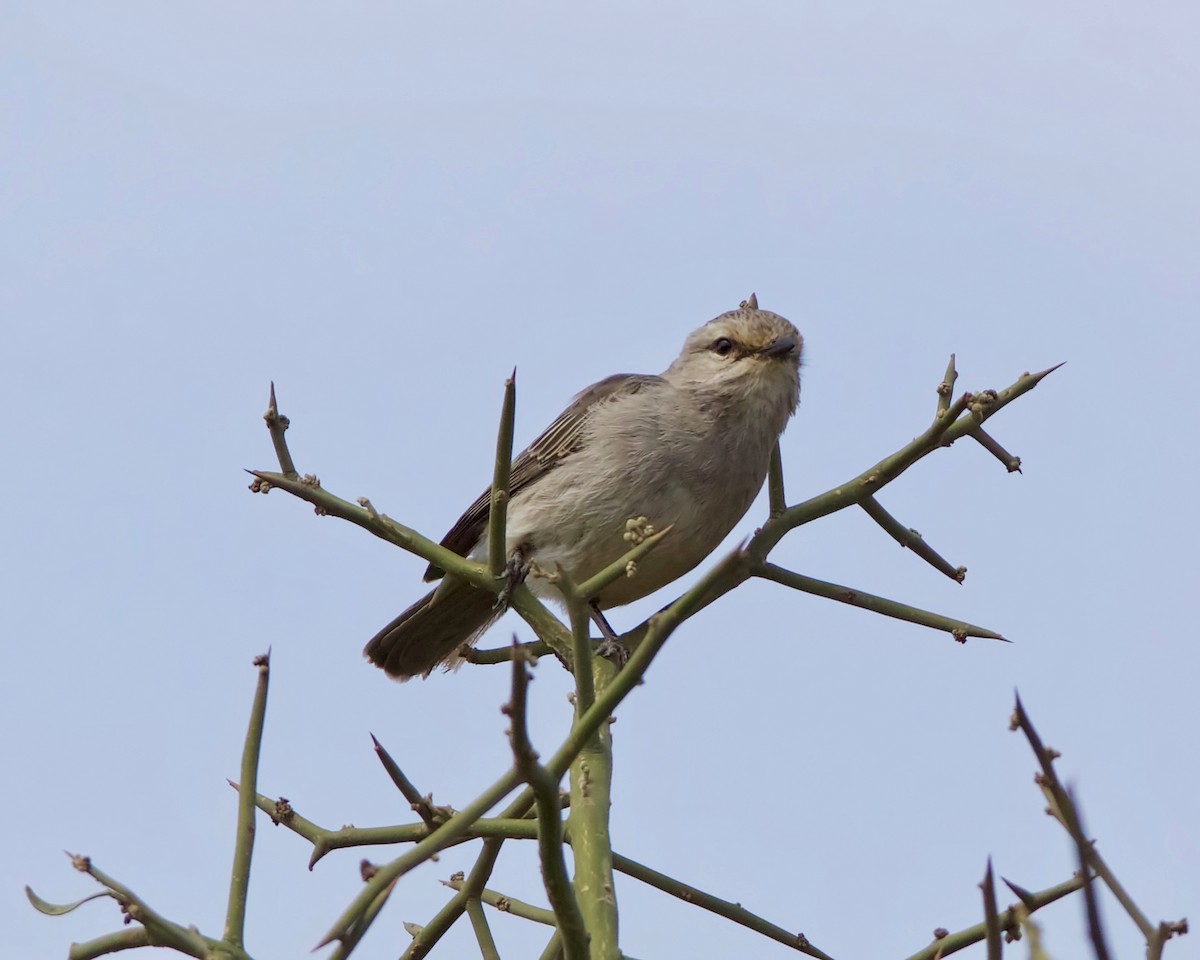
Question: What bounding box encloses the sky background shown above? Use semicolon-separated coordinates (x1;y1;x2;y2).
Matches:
3;4;1197;958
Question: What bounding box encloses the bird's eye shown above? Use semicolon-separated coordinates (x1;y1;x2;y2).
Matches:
710;337;734;357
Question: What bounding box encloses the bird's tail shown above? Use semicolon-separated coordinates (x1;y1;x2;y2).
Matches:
363;576;500;680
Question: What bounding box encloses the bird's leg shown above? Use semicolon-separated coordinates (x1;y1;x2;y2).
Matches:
494;543;531;611
589;601;629;666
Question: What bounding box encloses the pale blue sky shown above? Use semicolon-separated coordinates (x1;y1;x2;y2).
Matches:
3;4;1196;958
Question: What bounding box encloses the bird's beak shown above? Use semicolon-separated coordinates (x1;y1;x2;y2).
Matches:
761;337;797;359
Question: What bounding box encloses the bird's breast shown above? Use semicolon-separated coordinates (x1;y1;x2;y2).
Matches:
505;389;777;607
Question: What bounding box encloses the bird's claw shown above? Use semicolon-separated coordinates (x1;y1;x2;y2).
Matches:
596;636;630;666
493;550;530;611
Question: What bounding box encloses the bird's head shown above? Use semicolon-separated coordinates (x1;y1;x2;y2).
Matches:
665;294;803;423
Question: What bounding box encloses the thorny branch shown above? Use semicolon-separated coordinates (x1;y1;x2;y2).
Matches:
35;352;1182;960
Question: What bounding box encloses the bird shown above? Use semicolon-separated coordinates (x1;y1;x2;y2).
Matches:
365;294;803;679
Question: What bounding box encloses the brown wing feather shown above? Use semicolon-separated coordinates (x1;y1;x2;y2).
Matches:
423;373;664;580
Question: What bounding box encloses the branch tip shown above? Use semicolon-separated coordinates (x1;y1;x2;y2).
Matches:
1030;360;1067;384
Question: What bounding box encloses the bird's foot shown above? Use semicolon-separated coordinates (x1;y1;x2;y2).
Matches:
588;601;629;666
596;635;630;666
494;546;531;611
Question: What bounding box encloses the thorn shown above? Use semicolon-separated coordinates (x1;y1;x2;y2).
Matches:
1002;877;1037;909
1029;361;1067;385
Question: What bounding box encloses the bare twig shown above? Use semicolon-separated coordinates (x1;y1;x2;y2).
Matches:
1011;695;1154;942
399;840;504;960
316;770;525;948
612;852;834;959
935;354;958;418
754;562;1003;642
67;928;152;960
463;638;553;665
617;360;1060;652
768;441;787;516
969;427;1021;473
444;877;557;926
224;652;270;949
507;645;589;960
263;382;297;478
237;785;538;866
488;371;517;579
901;873;1085;960
859;495;966;582
980;859;1001;960
465;898;502;960
58;854;246;960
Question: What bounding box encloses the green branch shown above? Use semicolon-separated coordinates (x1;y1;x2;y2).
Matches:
859;495;966;583
316;769;525;948
445;878;558;926
611;852;834;959
1011;695;1187;954
901;873;1084;960
755;562;1003;642
980;859;1001;960
488;370;517;579
507;645;589;960
224;652;270;949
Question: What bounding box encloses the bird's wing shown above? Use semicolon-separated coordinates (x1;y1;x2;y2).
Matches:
424;373;665;580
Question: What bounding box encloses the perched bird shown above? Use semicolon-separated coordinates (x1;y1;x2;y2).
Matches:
365;295;803;679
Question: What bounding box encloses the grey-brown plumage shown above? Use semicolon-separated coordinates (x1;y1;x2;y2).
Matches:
365;295;803;679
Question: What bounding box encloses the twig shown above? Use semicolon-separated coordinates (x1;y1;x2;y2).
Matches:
248;469;491;587
537;931;564;960
61;854;245;959
445;878;558;926
980;859;1001;960
549;571;596;708
1067;787;1113;960
488;371;517;579
768;441;786;516
618;360;1060;651
935;354;958;419
224;652;270;950
326;876;396;960
1011;694;1157;942
760;363;1061;551
463;638;553;665
316;770;525;948
237;785;537;866
263;382;297;478
547;547;748;780
901;873;1085;960
507;645;589;960
399;841;504;960
969;427;1021;473
754;562;1004;642
67;928;152;960
859;496;966;582
611;852;834;959
465;898;502;960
